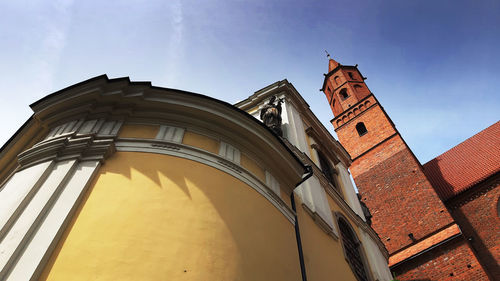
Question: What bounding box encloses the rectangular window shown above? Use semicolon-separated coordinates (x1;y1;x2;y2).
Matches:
156;125;185;143
219;141;241;164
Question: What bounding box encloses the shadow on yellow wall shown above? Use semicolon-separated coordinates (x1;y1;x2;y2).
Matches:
40;152;301;281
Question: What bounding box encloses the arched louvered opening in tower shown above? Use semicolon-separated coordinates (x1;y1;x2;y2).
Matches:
339;88;349;100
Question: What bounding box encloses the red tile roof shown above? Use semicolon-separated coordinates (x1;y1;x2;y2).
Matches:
423;121;500;201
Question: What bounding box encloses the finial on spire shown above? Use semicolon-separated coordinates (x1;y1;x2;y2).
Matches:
325;50;331;59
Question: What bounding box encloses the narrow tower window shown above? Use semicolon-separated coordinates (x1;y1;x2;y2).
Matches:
356;122;367;136
334;76;340;85
339;88;349;100
348;72;355;80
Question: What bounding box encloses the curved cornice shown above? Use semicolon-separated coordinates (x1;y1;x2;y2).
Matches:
6;75;306;189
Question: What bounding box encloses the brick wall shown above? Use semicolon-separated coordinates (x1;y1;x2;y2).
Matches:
448;174;500;278
335;101;397;160
393;238;489;281
352;136;454;253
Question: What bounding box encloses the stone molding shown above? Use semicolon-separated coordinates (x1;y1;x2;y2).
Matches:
115;138;296;224
0;116;122;280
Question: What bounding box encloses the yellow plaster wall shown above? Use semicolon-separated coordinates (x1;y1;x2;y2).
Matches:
118;124;159;139
239;153;291;208
240;153;265;182
182;131;219;154
295;196;358;281
280;189;291;207
40;151;301;281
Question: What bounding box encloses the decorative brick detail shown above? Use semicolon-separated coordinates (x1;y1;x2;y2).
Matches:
335;102;398;160
392;238;489;281
332;95;377;129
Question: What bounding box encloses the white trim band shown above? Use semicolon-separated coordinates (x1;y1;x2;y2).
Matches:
115;139;295;224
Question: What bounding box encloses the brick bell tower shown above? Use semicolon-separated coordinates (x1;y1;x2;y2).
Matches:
320;56;470;278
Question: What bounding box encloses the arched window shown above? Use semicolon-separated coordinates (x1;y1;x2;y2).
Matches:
339;88;349;100
356;122;367;136
348;72;355;80
338;216;369;281
317;150;338;190
334;76;340;85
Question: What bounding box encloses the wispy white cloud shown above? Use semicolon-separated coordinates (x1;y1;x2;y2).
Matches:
164;0;184;85
35;0;73;93
0;0;73;147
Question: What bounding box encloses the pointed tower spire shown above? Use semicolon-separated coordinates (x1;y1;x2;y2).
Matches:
325;50;339;71
321;56;371;118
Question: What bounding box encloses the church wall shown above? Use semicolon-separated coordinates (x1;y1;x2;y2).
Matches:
335;162;365;220
325;191;393;281
335;102;396;160
236;80;392;279
448;174;500;278
392;238;489;281
0;75;393;280
240;153;266;182
182;130;220;154
351;135;454;254
40;151;302;281
322;58;498;280
295;196;359;281
118;123;159;139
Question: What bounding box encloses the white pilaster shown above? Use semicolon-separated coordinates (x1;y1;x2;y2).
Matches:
359;231;393;281
295;176;337;236
285;102;309;155
0;160;77;276
4;161;100;281
336;162;365;219
0;161;54;238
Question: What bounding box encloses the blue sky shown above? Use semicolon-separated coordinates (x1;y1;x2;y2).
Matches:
0;0;498;163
